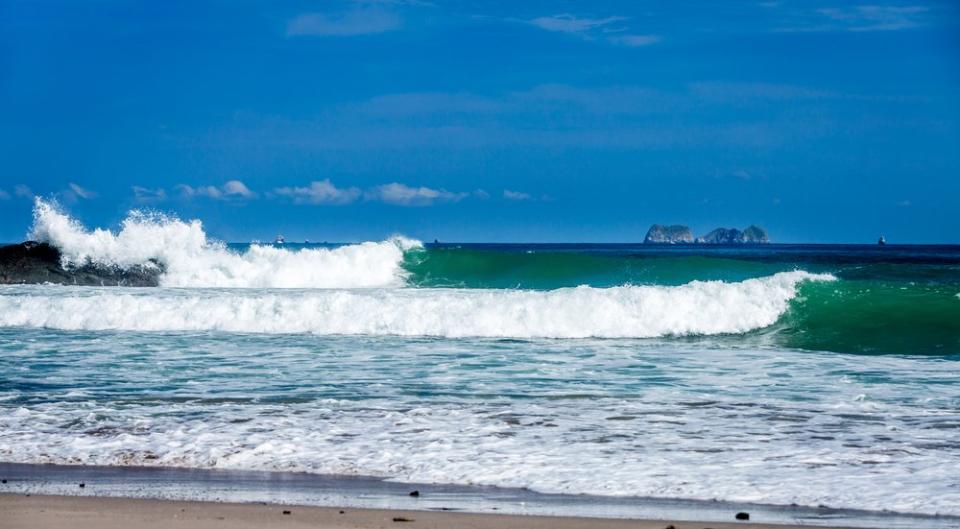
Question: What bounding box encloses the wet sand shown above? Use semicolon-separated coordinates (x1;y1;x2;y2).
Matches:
0;494;849;529
2;463;948;529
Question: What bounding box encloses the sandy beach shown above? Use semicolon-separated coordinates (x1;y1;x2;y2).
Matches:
0;494;854;529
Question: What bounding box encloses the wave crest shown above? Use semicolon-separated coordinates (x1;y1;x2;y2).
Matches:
26;199;419;288
0;271;834;337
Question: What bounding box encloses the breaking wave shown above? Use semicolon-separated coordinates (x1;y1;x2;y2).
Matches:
27;199;419;288
0;271;833;337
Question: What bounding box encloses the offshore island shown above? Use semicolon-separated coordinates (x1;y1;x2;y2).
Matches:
644;224;770;244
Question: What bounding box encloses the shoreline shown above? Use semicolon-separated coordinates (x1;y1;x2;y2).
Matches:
0;494;851;529
2;463;958;529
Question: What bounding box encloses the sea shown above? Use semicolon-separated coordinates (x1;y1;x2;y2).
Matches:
1;201;958;522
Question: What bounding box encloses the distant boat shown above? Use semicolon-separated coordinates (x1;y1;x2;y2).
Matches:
274;235;285;244
878;235;886;245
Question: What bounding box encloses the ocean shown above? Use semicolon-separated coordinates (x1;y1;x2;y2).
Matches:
1;203;959;519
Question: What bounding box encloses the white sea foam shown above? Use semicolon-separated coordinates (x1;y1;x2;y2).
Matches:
27;199;419;288
0;271;833;337
0;338;957;515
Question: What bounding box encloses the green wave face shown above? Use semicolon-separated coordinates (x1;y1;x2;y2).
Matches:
403;247;795;288
778;280;960;355
402;245;960;356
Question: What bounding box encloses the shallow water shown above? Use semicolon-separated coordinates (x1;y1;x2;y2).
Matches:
2;329;958;514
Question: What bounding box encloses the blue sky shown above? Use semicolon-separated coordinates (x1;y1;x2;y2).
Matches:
1;1;958;243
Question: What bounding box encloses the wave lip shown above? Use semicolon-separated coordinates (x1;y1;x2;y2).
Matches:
26;199;420;288
0;271;834;338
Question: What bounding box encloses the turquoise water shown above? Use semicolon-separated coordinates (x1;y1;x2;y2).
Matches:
1;327;959;515
400;243;960;354
1;204;959;516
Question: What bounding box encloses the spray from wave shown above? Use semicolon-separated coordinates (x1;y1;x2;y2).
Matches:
0;271;834;337
26;199;420;288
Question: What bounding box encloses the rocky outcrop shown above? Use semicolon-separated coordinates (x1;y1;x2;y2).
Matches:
645;225;770;244
695;225;770;244
741;225;770;243
643;225;694;244
0;241;162;286
696;228;743;244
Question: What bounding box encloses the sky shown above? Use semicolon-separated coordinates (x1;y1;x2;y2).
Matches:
1;1;959;243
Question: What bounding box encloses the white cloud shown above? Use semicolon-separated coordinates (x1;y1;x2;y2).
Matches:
68;182;97;200
529;14;625;34
365;182;467;206
14;184;33;198
0;189;9;200
176;184;221;199
132;186;167;203
287;8;401;36
779;5;932;33
273;179;362;205
527;14;659;47
818;5;929;31
177;180;257;200
610;34;661;47
503;189;532;201
222;179;256;199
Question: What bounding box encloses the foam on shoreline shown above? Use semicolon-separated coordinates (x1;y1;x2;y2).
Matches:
1;463;954;529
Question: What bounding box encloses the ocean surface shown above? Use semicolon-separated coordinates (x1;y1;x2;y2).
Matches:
1;202;959;517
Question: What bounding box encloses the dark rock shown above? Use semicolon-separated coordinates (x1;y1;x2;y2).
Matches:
282;510;291;515
392;517;414;522
696;228;743;244
408;490;420;497
1;478;6;483
0;241;163;286
644;224;694;244
339;510;345;514
695;225;770;244
735;511;750;520
741;225;769;243
79;483;85;488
